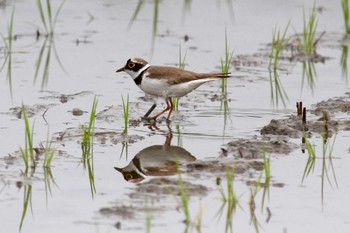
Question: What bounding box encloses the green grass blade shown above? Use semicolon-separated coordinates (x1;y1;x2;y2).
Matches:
46;0;53;31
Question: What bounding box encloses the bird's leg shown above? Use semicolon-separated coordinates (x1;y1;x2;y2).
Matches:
141;103;157;123
143;104;157;118
166;97;174;122
151;98;171;120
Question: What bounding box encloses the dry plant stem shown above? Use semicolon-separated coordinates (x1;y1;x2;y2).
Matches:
302;107;307;126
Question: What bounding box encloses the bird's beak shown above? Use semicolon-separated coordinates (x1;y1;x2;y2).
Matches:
114;167;123;172
116;67;125;73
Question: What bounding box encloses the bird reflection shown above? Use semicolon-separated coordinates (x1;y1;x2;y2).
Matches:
114;125;196;183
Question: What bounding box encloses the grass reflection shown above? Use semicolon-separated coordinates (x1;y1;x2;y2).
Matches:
1;7;15;98
220;29;233;131
119;141;129;160
216;166;239;233
268;69;289;108
301;131;338;204
34;0;65;89
129;0;159;51
301;61;317;92
19;183;33;232
340;44;348;82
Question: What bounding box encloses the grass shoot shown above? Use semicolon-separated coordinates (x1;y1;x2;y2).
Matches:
172;44;187;110
341;0;350;34
19;104;36;174
301;4;318;55
268;22;290;108
220;29;234;95
121;94;130;134
81;97;98;198
269;21;290;70
301;137;316;184
43;128;56;168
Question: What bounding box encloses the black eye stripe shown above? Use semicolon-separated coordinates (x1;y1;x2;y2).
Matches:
126;62;144;71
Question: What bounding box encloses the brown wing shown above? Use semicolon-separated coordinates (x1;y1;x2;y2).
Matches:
146;66;230;85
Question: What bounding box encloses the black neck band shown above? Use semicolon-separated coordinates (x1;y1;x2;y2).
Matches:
134;68;148;85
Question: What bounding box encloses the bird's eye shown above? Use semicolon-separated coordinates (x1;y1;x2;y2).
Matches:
125;173;133;180
128;63;136;69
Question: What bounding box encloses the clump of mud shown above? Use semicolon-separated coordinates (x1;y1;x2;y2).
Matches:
312;95;350;116
223;96;350;159
8;104;54;118
39;91;93;103
220;138;298;158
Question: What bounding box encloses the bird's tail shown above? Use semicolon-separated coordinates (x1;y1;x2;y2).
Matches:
197;72;232;79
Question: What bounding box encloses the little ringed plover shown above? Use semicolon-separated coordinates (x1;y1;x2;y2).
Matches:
116;58;231;121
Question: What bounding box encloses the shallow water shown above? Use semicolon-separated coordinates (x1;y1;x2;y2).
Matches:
1;0;350;233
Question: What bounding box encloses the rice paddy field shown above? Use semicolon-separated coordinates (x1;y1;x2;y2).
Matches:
1;0;350;233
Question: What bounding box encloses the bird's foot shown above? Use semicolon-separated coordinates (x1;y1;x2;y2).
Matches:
141;116;156;123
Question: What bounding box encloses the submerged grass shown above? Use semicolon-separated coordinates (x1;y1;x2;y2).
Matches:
81;97;98;198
